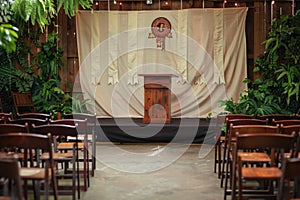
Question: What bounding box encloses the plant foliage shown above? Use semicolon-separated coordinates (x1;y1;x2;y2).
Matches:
11;0;92;31
0;24;18;52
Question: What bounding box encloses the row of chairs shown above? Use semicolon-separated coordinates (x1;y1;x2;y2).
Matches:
215;113;300;181
0;112;97;200
0;111;97;176
214;113;300;200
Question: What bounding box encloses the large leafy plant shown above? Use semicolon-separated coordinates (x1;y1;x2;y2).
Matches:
32;33;66;114
12;0;92;31
219;11;300;116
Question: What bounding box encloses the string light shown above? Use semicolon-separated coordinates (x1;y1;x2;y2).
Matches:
223;0;226;8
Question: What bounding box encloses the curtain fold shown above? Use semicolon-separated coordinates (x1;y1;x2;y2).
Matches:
76;8;248;118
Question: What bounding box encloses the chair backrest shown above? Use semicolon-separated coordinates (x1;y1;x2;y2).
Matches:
257;114;297;124
0;132;54;166
49;119;87;134
230;124;280;139
64;113;97;132
280;124;300;135
228;118;268;127
11;92;36;114
8;118;48;131
0;158;24;200
0;112;13;123
64;113;96;124
32;123;78;138
224;114;254;135
0;123;29;133
278;157;300;199
273;119;300;126
236;133;296;166
16;112;51;120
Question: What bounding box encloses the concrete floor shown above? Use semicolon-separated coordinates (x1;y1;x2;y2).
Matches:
79;143;222;200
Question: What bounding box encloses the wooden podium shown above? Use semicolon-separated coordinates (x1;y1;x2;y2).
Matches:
139;74;174;124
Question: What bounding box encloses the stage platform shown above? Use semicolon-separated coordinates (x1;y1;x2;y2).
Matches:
95;118;217;144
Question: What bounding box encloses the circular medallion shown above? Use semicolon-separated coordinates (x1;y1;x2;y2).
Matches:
151;17;172;38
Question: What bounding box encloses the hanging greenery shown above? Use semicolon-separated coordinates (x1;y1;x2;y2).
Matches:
57;0;93;17
11;0;92;31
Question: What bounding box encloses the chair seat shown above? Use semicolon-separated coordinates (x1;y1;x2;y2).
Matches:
58;142;84;150
242;167;282;180
67;134;93;142
238;152;271;163
20;167;52;180
41;152;73;160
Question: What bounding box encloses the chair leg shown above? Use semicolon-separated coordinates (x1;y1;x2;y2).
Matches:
86;148;90;187
73;157;77;200
83;148;88;191
221;140;228;188
92;136;96;177
218;141;222;179
76;154;81;199
224;154;233;200
214;142;217;174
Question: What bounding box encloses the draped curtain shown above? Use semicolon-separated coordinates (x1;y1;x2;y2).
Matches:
75;7;248;118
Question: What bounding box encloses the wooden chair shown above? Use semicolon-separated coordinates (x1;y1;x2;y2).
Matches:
0;133;58;200
214;114;253;180
64;113;97;177
223;124;280;199
11;92;36;114
220;118;267;187
32;123;79;200
0;112;13;123
16;112;51;121
0;158;24;200
232;133;296;200
49;118;90;191
278;157;300;200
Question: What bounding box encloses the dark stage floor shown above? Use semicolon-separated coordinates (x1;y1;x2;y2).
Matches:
95;118;217;144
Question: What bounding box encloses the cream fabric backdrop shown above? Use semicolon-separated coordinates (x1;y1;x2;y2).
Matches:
75;7;248;118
